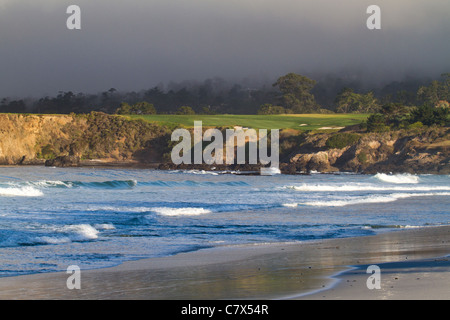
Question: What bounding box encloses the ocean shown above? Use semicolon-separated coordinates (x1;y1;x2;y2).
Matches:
0;166;449;278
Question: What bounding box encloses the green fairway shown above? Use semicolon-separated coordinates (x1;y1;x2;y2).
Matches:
127;114;369;130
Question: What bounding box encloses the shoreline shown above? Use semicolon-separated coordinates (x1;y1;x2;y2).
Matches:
0;226;449;299
2;163;449;176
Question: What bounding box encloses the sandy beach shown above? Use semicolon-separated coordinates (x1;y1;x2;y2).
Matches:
0;225;449;300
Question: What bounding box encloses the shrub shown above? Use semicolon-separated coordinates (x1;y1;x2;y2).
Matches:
176;106;195;115
357;151;368;164
257;104;286;115
409;105;449;126
38;144;57;160
325;133;360;149
115;101;156;115
366;114;391;132
407;121;424;129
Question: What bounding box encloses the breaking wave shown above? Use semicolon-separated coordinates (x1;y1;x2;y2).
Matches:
1;180;138;190
35;224;101;246
151;207;212;217
0;224;103;248
284;184;450;192
6;179;249;190
0;186;43;197
290;192;450;207
374;173;419;184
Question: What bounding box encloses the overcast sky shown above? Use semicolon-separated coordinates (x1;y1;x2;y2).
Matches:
0;0;449;97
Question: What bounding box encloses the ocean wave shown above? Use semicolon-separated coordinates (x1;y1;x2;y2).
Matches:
291;192;450;207
284;184;450;192
36;236;72;245
21;180;138;189
140;180;250;187
93;223;116;230
86;202;264;215
183;169;219;175
362;224;422;230
40;223;100;241
374;173;419;184
0;224;102;248
2;179;250;191
86;206;154;213
61;224;100;240
0;186;43;197
66;180;137;189
152;207;212;217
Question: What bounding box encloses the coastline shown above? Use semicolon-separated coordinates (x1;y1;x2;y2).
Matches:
0;225;449;300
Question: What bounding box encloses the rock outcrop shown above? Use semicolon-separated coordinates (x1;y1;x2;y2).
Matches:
286;127;449;174
0;113;448;174
0;113;170;167
45;155;81;167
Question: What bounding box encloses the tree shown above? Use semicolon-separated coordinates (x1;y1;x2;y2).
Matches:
358;91;380;113
176;106;195;115
335;88;380;113
366;114;390;132
257;104;287;115
115;101;156;115
273;73;318;113
417;73;450;106
133;101;156;114
335;88;360;113
380;102;409;128
409;105;449;126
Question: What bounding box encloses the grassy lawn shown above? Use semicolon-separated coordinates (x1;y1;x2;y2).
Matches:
127;114;369;131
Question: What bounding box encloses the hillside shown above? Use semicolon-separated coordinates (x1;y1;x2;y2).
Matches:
0;113;171;166
0;113;448;174
282;127;450;174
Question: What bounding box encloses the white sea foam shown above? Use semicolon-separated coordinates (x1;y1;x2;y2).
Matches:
282;203;298;207
152;207;212;216
62;224;100;240
33;224;101;245
260;167;281;176
299;192;450;207
28;180;72;188
374;173;419;184
184;170;219;175
94;223;115;230
361;225;422;230
37;236;72;244
0;186;43;197
285;184;450;192
87;206;153;213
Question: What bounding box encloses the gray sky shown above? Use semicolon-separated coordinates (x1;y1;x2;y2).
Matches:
0;0;449;97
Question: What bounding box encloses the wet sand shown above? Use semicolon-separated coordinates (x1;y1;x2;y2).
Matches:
0;226;449;300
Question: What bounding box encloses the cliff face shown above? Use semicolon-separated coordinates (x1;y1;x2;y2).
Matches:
284;127;450;174
0;113;171;166
0;113;448;174
0;114;73;165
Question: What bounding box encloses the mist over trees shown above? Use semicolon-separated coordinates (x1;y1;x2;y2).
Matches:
0;72;448;116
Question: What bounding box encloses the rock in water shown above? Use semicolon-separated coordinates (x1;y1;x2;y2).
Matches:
45;156;81;167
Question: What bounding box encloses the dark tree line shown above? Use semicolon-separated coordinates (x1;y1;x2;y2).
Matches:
0;73;448;115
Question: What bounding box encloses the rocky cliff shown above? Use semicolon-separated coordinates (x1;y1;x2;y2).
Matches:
282;127;450;174
0;113;171;166
0;113;448;174
0;114;73;165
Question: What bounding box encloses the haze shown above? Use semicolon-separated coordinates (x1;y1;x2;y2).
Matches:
0;0;449;97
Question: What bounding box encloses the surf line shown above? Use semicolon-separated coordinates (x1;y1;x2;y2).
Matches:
170;121;279;169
